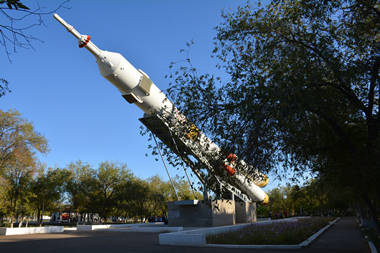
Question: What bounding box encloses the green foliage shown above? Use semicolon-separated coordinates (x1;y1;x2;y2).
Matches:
94;161;133;219
171;175;202;200
61;163;202;223
122;178;153;220
1;157;202;225
0;109;48;172
65;160;97;215
0;149;35;226
0;109;48;226
166;0;379;227
29;165;69;224
0;108;205;225
257;179;353;219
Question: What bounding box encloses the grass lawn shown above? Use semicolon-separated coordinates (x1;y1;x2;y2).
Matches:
206;217;333;245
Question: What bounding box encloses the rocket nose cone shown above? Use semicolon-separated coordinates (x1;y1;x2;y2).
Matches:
53;13;64;23
53;13;69;28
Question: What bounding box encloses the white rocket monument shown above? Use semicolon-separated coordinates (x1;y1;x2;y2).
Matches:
54;14;269;204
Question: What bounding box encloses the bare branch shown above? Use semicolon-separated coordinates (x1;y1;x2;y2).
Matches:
0;0;70;61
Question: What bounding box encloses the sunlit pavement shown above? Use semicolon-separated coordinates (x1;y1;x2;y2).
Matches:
0;217;369;253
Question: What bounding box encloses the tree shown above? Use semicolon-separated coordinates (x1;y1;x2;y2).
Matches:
124;178;153;222
0;109;48;172
0;174;9;226
64;160;97;223
259;180;353;219
145;175;173;216
166;0;379;228
1;144;35;227
172;175;202;201
29;165;68;225
145;175;203;216
94;161;132;220
0;109;48;227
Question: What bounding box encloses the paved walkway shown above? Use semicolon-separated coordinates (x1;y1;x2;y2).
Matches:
304;217;369;253
0;217;369;253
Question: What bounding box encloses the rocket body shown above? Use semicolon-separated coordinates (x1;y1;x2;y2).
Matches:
53;13;172;116
54;14;268;203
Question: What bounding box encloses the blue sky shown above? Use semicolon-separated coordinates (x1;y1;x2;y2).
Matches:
0;0;284;190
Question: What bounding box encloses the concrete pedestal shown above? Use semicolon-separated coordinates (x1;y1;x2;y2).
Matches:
235;201;257;223
168;200;256;227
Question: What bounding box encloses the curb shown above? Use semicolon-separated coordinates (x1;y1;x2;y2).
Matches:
368;241;378;253
63;227;77;231
70;223;182;233
299;217;340;247
76;222;166;231
102;226;183;233
205;243;302;249
0;226;64;236
356;217;378;253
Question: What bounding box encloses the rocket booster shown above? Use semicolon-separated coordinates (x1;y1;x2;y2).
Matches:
54;14;269;203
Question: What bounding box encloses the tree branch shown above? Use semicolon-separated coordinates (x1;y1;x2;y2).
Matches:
368;55;380;119
278;32;369;116
0;0;70;61
303;103;358;155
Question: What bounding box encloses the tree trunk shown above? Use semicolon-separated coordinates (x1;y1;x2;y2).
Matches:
40;201;44;227
362;194;380;233
18;217;24;228
37;208;41;225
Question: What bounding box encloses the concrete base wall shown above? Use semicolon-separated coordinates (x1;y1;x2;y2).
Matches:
159;222;252;245
212;200;235;226
235;201;256;223
168;200;254;227
168;201;212;227
0;226;64;236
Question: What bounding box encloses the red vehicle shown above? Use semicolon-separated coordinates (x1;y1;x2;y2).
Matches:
61;213;70;221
